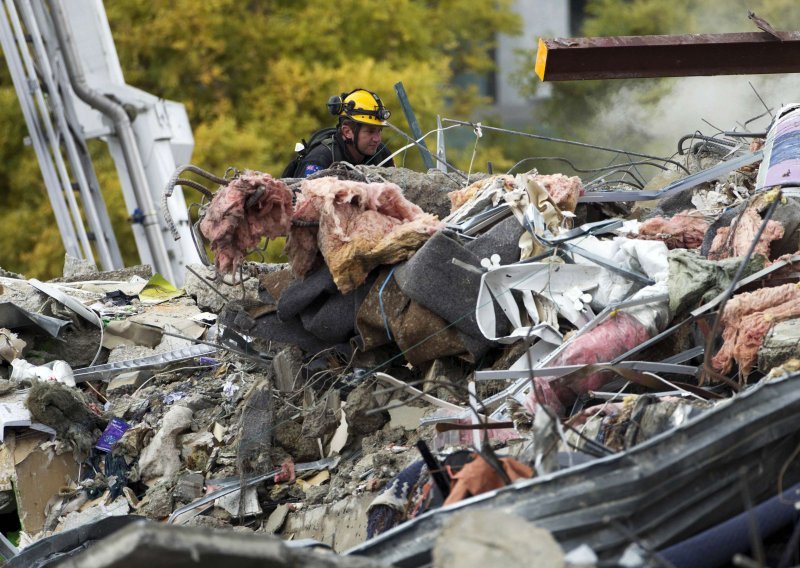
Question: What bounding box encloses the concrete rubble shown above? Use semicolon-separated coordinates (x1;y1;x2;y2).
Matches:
1;107;800;568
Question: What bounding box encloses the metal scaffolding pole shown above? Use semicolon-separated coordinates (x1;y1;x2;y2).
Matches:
20;0;123;269
0;1;84;259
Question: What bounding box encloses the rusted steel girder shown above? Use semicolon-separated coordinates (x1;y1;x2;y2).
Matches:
535;32;800;81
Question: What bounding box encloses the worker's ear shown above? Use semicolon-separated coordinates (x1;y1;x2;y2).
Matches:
340;123;355;144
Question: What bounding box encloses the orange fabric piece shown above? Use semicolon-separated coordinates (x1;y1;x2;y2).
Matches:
443;454;533;506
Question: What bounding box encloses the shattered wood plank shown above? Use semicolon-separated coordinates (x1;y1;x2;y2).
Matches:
536;32;800;81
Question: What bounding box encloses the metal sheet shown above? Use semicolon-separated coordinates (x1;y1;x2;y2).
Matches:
72;343;217;382
0;302;71;338
28;279;100;326
579;152;762;203
475;361;698;381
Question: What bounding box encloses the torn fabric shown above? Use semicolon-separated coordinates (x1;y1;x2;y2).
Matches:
356;269;486;365
758;318;800;373
443;454;533;506
667;249;765;315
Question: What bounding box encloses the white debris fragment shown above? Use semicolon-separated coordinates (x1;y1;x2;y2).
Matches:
10;358;75;387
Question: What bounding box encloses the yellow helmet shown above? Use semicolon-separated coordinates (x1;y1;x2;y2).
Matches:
327;88;390;126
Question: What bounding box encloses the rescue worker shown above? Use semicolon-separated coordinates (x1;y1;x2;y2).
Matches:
290;88;395;178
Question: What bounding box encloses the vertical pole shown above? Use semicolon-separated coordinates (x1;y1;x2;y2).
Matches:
468;381;481;451
393;81;435;170
436;115;447;173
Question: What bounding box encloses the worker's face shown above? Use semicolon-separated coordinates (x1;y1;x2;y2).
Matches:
356;125;383;156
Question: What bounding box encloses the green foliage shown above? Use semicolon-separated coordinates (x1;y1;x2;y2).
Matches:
0;0;520;278
582;0;693;36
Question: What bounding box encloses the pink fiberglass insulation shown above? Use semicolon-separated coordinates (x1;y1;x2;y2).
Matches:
712;283;800;377
283;197;321;278
447;181;483;213
200;171;293;274
285;177;442;293
707;207;784;261
634;210;710;249
532;173;583;213
524;311;652;416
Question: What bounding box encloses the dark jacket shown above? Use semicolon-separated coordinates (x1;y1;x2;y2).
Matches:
295;130;394;178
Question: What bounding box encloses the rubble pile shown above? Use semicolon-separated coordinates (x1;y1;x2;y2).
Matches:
3;107;800;568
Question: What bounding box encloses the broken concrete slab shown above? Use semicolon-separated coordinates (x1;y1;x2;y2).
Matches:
759;318;800;373
273;419;320;463
432;509;565;568
60;495;130;533
101;321;163;350
183;264;260;313
62;255;97;280
137;405;193;484
263;504;289;534
106;370;153;395
56;521;388;567
387;405;427;431
282;493;374;552
173;472;205;503
344;382;389;437
272;346;302;392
